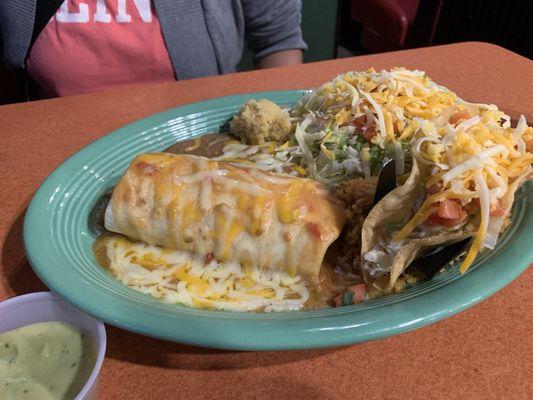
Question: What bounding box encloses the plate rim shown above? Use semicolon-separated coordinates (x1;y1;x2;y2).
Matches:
23;90;533;350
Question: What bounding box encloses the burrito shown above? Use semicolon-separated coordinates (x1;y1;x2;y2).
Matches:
104;153;346;279
361;108;533;292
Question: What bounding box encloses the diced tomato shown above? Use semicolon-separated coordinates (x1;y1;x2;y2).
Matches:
306;222;322;240
350;284;367;301
427;183;442;195
437;199;463;219
331;293;343;307
490;199;506;217
426;214;463;227
331;284;367;307
135;161;158;175
204;252;215;265
350;115;367;128
426;199;467;227
449;109;471;125
490;207;506;217
363;126;376;142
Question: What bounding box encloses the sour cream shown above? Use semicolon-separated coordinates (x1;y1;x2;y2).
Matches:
0;322;96;400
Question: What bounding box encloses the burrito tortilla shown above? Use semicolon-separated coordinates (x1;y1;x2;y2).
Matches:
104;153;346;279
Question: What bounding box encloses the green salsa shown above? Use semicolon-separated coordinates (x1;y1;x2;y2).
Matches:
0;322;96;400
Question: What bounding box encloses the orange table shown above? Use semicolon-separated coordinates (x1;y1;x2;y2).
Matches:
1;42;532;399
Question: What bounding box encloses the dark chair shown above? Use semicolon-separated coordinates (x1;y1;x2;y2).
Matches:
350;0;443;52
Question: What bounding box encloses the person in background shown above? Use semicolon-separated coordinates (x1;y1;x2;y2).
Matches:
0;0;306;100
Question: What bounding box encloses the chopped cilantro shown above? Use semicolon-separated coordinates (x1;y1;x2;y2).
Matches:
342;291;354;306
353;135;365;151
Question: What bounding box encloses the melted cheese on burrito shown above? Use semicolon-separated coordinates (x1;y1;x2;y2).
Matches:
104;153;346;279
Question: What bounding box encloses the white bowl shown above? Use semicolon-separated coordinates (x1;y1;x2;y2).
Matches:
0;292;106;400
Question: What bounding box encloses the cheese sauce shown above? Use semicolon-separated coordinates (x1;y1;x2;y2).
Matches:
0;322;96;400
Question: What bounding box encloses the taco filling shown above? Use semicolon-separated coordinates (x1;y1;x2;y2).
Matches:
361;106;532;291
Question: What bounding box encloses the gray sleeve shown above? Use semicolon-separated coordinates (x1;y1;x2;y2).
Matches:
0;0;36;71
241;0;307;61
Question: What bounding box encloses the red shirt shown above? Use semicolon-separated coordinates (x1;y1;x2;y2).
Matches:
26;0;175;97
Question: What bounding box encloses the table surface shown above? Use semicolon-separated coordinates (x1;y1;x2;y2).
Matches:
1;42;532;400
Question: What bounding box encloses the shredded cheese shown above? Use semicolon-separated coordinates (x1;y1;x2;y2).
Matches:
459;172;490;273
441;145;507;183
100;235;309;312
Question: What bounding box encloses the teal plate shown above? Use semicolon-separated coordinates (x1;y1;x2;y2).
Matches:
23;90;532;350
